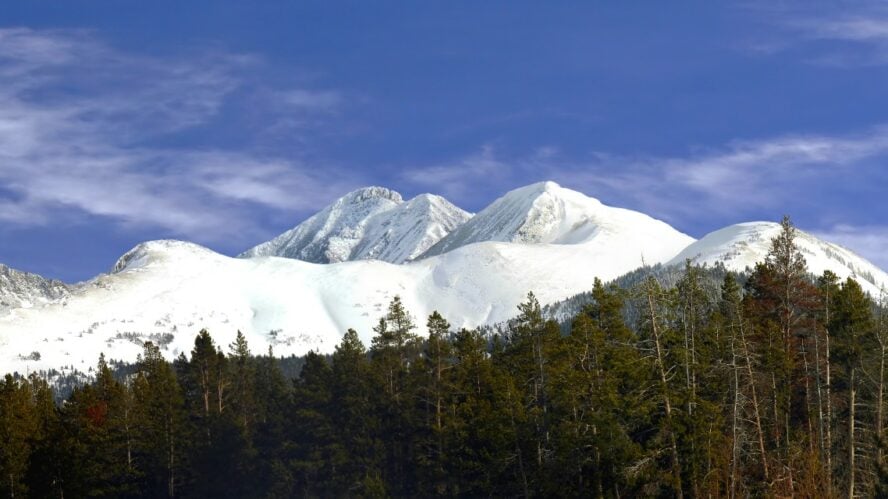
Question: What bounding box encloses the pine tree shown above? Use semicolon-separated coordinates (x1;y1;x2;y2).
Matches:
329;329;380;495
721;273;769;494
638;275;684;496
370;296;421;495
252;345;293;497
554;278;648;496
448;327;506;495
0;374;39;498
818;269;841;494
187;329;222;422
505;291;561;486
23;374;66;498
744;217;821;494
228;331;255;435
290;350;336;496
417;311;454;494
831;278;876;497
132;341;188;497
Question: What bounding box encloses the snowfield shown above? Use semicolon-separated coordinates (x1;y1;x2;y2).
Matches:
670;222;888;298
0;182;692;372
1;182;885;374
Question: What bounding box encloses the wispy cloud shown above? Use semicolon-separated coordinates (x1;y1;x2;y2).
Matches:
279;89;342;111
405;126;888;214
636;127;888;215
800;16;888;43
402;145;518;200
402;127;888;268
0;28;356;243
743;3;888;66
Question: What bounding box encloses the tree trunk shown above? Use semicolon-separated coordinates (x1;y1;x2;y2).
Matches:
878;342;886;475
644;279;683;498
813;325;826;462
825;289;834;496
878;299;887;475
168;414;176;498
848;367;856;499
730;328;741;499
506;386;529;498
738;306;770;480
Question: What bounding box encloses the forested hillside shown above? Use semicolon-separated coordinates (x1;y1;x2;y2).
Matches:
2;218;886;497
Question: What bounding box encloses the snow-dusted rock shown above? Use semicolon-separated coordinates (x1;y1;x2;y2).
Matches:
0;264;69;315
239;187;470;264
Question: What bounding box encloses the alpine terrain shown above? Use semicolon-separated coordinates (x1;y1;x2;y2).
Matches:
1;181;885;374
670;221;888;297
239;187;471;264
0;264;69;315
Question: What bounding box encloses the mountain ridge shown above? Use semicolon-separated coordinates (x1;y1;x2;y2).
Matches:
1;181;886;373
239;186;471;264
669;221;888;297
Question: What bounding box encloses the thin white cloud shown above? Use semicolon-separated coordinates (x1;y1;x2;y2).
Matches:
402;145;513;200
0;28;356;243
802;17;888;43
645;128;888;212
405;127;888;213
280;89;342;111
744;4;888;66
401;127;888;268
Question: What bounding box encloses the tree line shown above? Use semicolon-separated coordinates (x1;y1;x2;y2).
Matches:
1;217;887;498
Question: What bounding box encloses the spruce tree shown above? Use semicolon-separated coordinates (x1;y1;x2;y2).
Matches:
132;341;188;498
290;350;336;496
416;311;454;494
0;374;39;498
329;329;381;495
228;331;255;436
831;278;876;497
370;296;421;495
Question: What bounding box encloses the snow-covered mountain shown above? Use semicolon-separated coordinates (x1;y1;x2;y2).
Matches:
239;187;471;264
420;181;689;258
0;182;694;372
669;222;888;297
3;182;886;374
0;263;69;315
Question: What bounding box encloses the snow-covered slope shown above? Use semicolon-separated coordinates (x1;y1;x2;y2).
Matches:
0;183;695;372
239;187;470;264
0;263;69;316
669;222;888;297
12;183;887;375
421;181;691;258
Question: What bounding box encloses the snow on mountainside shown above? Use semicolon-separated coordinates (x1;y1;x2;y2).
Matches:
239;187;470;264
421;181;689;257
0;182;695;372
6;182;885;374
669;222;888;297
0;264;69;315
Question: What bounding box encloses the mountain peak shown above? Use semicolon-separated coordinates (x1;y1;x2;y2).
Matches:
343;186;403;204
669;221;888;296
419;181;684;257
239;187;469;263
527;180;561;192
112;240;216;273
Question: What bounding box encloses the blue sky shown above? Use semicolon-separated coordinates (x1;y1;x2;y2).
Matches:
2;1;887;281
